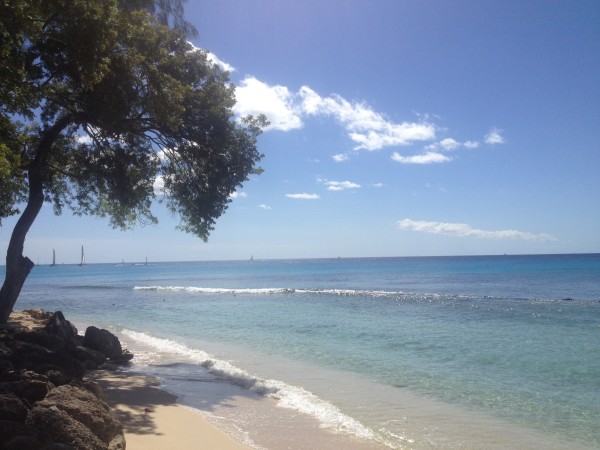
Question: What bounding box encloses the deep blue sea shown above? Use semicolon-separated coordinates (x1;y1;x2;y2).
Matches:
9;254;600;449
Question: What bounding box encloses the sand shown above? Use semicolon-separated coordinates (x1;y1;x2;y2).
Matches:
89;370;250;450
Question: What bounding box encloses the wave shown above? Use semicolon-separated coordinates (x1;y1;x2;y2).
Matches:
132;285;593;304
134;286;294;295
121;330;376;441
133;285;400;298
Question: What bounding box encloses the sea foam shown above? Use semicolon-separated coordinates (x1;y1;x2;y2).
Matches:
121;329;375;440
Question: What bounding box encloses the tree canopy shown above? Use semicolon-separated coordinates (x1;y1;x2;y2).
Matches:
0;0;266;321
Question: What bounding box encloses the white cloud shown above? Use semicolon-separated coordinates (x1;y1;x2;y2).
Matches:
206;52;235;73
258;204;271;210
233;77;303;131
233;79;435;149
286;193;320;200
299;86;435;150
397;218;556;241
325;180;361;191
187;43;236;72
153;176;165;195
439;138;461;151
485;127;505;144
229;191;247;199
332;153;349;162
76;134;93;145
391;151;451;164
464;140;480;149
373;182;383;188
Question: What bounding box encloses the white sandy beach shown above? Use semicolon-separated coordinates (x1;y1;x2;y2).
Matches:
89;370;250;450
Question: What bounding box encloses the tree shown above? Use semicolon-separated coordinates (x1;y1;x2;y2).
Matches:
0;0;266;322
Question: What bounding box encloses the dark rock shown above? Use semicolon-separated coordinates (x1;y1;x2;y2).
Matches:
71;345;107;367
26;405;106;450
45;368;70;387
71;379;106;402
0;379;50;403
0;419;49;449
0;392;28;421
37;384;123;445
45;312;79;346
14;330;66;352
109;349;134;365
83;327;122;360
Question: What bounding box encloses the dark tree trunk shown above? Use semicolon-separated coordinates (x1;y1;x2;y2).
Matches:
0;116;73;323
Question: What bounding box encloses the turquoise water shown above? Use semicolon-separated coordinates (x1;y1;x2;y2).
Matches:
10;254;600;448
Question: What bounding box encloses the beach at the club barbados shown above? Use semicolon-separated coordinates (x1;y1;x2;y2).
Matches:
12;254;600;449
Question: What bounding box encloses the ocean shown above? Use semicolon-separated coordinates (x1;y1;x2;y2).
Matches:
9;254;600;449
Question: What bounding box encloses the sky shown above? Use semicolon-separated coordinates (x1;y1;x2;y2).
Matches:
1;0;599;263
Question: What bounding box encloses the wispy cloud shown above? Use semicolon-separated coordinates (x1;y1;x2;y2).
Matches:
229;191;247;199
397;219;556;241
258;204;271;210
332;153;349;162
231;71;502;161
299;86;436;151
188;42;236;73
485;127;505;144
391;151;451;164
324;180;361;191
286;193;320;200
233;76;435;150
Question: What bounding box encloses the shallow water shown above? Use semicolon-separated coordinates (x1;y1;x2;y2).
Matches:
11;254;600;448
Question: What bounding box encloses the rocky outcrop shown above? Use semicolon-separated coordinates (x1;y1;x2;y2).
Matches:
84;326;133;363
0;310;131;449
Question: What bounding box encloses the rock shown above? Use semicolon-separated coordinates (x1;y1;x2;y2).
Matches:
23;309;53;322
83;327;122;360
0;379;50;404
37;384;123;445
26;405;106;450
0;392;28;421
45;312;79;346
109;432;126;450
72;379;106;402
0;419;49;449
108;349;134;364
71;345;107;367
14;330;67;352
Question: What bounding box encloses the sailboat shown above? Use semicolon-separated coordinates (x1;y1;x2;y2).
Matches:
79;246;85;266
50;249;56;267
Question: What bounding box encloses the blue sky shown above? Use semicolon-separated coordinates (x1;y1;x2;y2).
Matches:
1;0;599;263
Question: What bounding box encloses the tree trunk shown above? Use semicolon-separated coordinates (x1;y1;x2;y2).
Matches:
0;116;73;323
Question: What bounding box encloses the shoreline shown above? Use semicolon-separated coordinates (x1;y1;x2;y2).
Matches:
0;310;251;449
88;369;250;450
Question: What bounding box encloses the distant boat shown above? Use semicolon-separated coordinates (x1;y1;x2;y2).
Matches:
250;254;254;261
79;246;85;266
50;249;56;267
145;256;148;266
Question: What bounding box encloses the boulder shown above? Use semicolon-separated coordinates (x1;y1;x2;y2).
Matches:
108;349;134;364
14;330;66;352
0;392;28;421
71;345;107;367
45;311;80;346
37;384;123;445
0;379;50;404
83;327;123;360
0;419;49;449
26;404;106;450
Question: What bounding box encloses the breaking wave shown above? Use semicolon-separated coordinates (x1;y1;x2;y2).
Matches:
121;329;376;441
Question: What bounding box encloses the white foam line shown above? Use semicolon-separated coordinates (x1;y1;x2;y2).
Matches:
121;330;375;441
